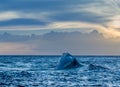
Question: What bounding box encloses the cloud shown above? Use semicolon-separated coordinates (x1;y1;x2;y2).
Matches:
0;0;112;24
0;0;119;23
0;31;120;55
0;11;20;21
106;15;120;29
0;42;35;55
0;21;120;38
105;0;120;12
0;0;120;33
0;0;70;12
0;18;47;26
0;11;51;21
42;22;120;38
24;31;120;55
0;0;120;55
1;2;120;37
0;11;51;27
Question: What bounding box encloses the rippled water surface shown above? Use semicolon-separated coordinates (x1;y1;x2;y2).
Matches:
0;56;120;87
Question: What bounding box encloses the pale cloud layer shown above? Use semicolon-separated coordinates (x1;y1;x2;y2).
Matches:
0;31;120;55
0;12;20;21
0;43;35;55
0;21;120;38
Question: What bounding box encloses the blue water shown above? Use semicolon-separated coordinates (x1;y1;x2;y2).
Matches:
0;56;120;87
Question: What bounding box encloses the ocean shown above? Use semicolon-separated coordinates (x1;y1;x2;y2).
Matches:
0;56;120;87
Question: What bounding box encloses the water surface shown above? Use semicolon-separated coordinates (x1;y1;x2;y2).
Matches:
0;56;120;87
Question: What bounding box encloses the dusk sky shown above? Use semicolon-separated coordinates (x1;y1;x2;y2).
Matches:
0;0;120;55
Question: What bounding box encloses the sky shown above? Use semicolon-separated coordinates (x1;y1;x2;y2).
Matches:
0;0;120;55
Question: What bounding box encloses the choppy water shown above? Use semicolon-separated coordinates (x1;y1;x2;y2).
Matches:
0;56;120;87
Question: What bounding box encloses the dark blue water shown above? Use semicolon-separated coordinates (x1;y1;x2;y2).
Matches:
0;56;120;87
